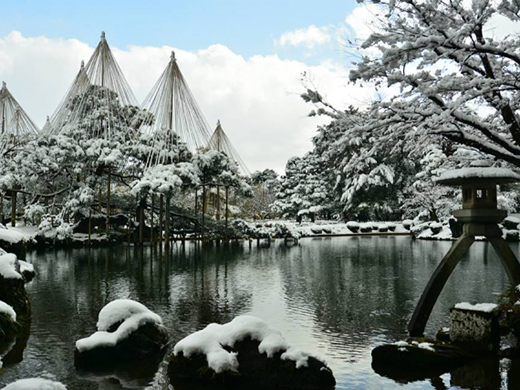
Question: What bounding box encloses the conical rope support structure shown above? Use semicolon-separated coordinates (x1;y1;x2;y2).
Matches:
0;81;39;155
140;51;212;167
208;120;250;176
48;31;138;138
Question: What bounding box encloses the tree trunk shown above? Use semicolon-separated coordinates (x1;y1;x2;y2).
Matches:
202;185;206;243
88;208;92;245
11;190;16;227
225;187;229;241
159;194;164;242
165;193;171;248
0;193;4;225
150;194;154;243
139;198;144;245
98;188;102;213
106;167;111;236
216;185;221;221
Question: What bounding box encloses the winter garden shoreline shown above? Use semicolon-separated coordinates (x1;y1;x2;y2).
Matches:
5;214;520;255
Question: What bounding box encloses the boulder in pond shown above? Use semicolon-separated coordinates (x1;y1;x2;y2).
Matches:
0;253;31;328
372;338;476;382
169;315;335;390
1;378;67;389
74;299;169;369
0;300;19;340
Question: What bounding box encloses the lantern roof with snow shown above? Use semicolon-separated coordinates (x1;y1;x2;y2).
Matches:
437;160;520;186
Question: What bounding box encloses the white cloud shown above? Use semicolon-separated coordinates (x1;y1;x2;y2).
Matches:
0;31;369;174
275;25;332;49
486;13;520;40
345;3;386;40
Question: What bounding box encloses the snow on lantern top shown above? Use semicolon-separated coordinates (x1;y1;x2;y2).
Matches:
437;160;520;186
437;160;520;222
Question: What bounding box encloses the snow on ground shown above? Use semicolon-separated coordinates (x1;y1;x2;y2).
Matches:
256;220;409;237
174;315;315;373
0;253;22;280
1;378;67;389
0;300;16;321
454;302;498;313
76;299;163;352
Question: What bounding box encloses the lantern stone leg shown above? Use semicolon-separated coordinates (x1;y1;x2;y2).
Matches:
408;160;520;337
408;234;475;337
488;237;520;284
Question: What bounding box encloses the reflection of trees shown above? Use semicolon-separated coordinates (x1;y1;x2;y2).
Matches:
3;238;515;388
277;238;416;348
166;243;253;335
277;237;512;360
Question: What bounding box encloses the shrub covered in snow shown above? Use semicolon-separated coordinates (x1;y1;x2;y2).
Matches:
430;222;443;235
359;224;372;233
402;219;413;230
346;221;359;233
504;230;520;242
503;216;520;231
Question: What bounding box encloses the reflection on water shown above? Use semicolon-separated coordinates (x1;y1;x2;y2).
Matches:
0;237;517;389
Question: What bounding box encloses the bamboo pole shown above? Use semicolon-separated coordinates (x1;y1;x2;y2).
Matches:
106;167;111;236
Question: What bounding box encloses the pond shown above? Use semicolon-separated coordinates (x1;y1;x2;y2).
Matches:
0;236;516;389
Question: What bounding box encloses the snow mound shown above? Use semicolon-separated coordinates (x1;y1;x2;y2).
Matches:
0;253;22;280
174;315;312;374
76;299;163;352
0;300;16;321
1;378;67;389
0;227;26;244
454;302;497;313
18;260;34;275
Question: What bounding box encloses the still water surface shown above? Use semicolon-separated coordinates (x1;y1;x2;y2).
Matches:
0;236;516;389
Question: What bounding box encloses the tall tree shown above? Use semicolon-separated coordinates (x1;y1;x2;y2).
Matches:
351;0;520;167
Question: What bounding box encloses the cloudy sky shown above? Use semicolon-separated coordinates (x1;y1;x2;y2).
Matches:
0;1;391;173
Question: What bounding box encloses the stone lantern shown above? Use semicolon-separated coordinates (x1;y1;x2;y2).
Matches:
408;160;520;337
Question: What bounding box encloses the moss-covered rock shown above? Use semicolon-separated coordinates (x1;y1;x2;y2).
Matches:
168;337;335;390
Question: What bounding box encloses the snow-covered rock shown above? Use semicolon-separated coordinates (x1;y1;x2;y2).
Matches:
74;299;168;369
1;378;67;389
169;315;335;389
0;252;30;331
